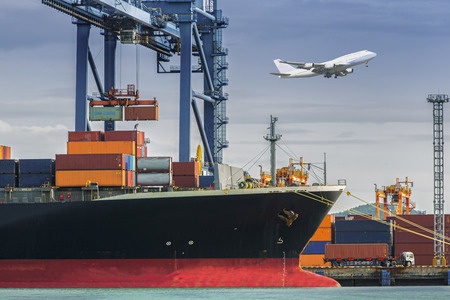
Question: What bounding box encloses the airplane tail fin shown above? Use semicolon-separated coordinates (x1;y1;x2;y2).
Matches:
273;59;296;74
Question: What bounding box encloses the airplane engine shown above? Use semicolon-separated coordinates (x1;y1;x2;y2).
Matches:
345;68;354;74
325;63;335;69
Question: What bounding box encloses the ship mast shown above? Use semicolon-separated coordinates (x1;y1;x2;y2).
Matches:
264;115;282;187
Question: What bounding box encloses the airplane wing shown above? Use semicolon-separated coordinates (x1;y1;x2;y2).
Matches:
280;60;318;70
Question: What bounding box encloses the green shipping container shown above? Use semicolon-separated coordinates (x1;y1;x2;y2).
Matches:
89;106;123;121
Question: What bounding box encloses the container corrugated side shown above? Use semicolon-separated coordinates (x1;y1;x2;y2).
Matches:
104;130;145;146
302;241;329;255
124;106;158;121
299;254;330;267
56;154;126;170
56;170;127;187
173;175;199;188
310;227;332;242
335;231;393;244
172;161;199;176
394;214;450;229
18;159;55;174
335;219;392;232
394;228;448;243
0;174;16;187
18;173;55;187
0;160;17;174
67;141;136;156
68;131;103;142
0;145;11;160
324;243;389;260
394;242;435;256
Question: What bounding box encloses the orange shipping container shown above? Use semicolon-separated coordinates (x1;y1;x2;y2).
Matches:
310;227;332;242
67;141;136;156
299;254;330;267
0;145;11;160
319;214;334;228
56;170;127;187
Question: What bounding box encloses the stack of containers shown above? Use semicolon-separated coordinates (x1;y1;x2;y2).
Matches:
299;214;334;267
55;131;138;187
172;161;200;188
136;157;173;186
0;145;11;160
394;214;450;265
0;159;17;187
18;159;55;187
334;219;394;254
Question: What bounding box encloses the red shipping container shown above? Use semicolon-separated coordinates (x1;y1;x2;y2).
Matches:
173;175;199;188
126;170;135;187
55;154;126;170
104;130;145;146
394;228;449;243
394;242;435;256
173;162;199;176
324;244;389;260
394;214;450;229
411;254;438;266
124;106;158;121
68;131;103;142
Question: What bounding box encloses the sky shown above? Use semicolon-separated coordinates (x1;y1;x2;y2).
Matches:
2;0;450;214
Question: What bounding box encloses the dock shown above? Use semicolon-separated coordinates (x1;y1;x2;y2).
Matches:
303;266;450;286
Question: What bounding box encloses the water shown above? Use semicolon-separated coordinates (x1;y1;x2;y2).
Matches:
0;287;449;300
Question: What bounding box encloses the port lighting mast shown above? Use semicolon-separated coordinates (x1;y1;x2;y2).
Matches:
427;94;448;266
264;116;281;187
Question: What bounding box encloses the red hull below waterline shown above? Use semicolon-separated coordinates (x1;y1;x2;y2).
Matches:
0;258;339;288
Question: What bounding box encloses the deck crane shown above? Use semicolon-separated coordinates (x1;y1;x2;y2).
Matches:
42;0;229;165
375;177;415;220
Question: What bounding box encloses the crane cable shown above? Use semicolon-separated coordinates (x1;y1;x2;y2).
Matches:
294;190;450;247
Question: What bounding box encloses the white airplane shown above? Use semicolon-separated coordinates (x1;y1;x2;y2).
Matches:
271;50;377;78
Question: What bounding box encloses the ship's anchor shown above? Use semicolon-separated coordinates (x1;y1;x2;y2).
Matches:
277;208;299;227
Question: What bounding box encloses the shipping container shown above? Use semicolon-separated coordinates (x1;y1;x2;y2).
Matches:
299;254;330;267
407;254;434;266
124;106;158;121
394;214;450;228
56;170;127;187
335;231;393;245
137;157;172;173
56;154;126;170
18;159;55;174
0;145;11;160
310;227;332;242
335;219;393;232
89;106;123;121
319;214;334;228
394;242;435;256
136;172;172;186
0;174;16;187
325;243;389;260
104;130;145;146
199;175;214;188
394;228;447;244
173;161;200;176
126;170;135;187
67;141;136;156
0;160;17;174
136;145;147;158
302;241;329;255
173;175;199;188
18;173;54;187
335;214;373;221
68;131;103;142
125;155;136;171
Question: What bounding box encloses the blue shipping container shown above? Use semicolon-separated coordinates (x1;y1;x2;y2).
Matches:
302;241;329;255
0;160;17;174
335;219;393;232
335;231;393;245
18;173;55;187
199;175;214;188
125;155;136;171
19;159;55;174
0;174;17;187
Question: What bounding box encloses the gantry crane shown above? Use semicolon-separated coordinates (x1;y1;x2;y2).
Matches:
43;0;228;165
375;177;415;220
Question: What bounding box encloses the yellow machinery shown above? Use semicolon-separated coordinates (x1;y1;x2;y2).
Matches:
375;177;415;220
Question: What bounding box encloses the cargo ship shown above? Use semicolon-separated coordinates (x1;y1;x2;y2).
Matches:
0;119;345;287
